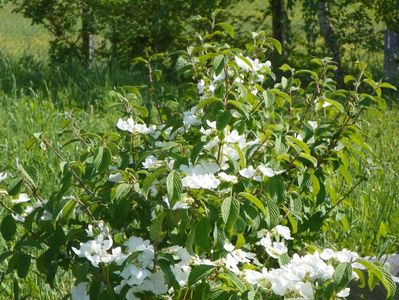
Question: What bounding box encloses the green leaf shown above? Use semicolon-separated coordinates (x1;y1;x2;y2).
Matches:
379;82;397;90
344;75;356;84
264;90;275;108
333;262;352;291
143;167;167;195
16;253;31;278
196;97;223;111
216;22;235;38
221;197;240;231
166;171;183;207
195;218;211;253
357;259;397;300
7;178;22;196
18;164;38;190
1;215;16;241
216;110;232;131
188;265;215;287
299;152;318;167
265;200;280;228
278;253;290;266
267;37;282;55
93;147;112;174
238;192;266;216
191;142;207;165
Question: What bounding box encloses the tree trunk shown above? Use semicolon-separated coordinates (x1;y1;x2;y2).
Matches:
271;0;285;52
317;0;343;85
384;29;399;79
82;5;95;67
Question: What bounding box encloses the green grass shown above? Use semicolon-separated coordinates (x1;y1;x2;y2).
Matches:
326;108;399;256
0;3;50;58
0;1;398;298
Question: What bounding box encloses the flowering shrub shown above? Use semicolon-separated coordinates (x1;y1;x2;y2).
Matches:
0;23;397;299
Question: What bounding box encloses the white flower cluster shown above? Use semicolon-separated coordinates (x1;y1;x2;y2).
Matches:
10;194;53;222
71;224;212;300
117;117;156;135
224;226;358;299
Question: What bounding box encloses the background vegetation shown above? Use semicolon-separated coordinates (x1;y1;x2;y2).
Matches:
0;0;398;298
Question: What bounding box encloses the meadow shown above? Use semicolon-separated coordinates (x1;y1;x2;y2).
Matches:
0;2;398;299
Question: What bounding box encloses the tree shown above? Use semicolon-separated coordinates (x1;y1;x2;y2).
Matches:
371;0;399;79
11;0;235;66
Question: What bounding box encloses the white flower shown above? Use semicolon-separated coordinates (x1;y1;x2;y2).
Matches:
11;213;25;222
295;281;314;299
225;130;246;144
180;162;221;189
218;172;238;183
124;236;152;253
258;165;285;177
71;282;90;300
183;107;201;128
235;56;271;72
40;210;52;221
244;269;265;285
273;225;293;240
108;172;122;183
259;234;287;258
258;165;275;177
320;248;335;261
213;71;226;82
223;242;256;274
72;225;114;267
337;287;350;298
120;264;151;286
142;155;158;169
209;83;216;93
181;174;220;189
197;79;205;94
12;193;30;204
308;121;318;130
235;56;252;72
239;166;256;178
140;271;168;295
117;118;155;134
0;172;7;182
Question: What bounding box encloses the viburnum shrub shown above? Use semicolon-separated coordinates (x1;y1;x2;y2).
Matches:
0;22;397;300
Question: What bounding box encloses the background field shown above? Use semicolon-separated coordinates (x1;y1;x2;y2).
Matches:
0;1;398;299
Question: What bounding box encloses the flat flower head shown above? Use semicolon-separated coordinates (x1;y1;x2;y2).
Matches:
142;155;158;169
71;282;90;300
239;166;256;178
273;225;293;240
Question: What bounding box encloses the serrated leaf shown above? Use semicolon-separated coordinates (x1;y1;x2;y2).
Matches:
265;200;280;228
166;171;183;207
18;164;38;190
238;192;266;216
188;265;215;286
357;259;397;300
264;90;275;108
221;197;240;230
93;147;112;174
333;262;352;290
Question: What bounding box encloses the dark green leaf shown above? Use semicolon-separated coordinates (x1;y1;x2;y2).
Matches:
188;265;215;287
1;215;16;241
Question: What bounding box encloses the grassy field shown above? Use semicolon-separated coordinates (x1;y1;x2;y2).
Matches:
0;3;50;58
0;2;398;299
